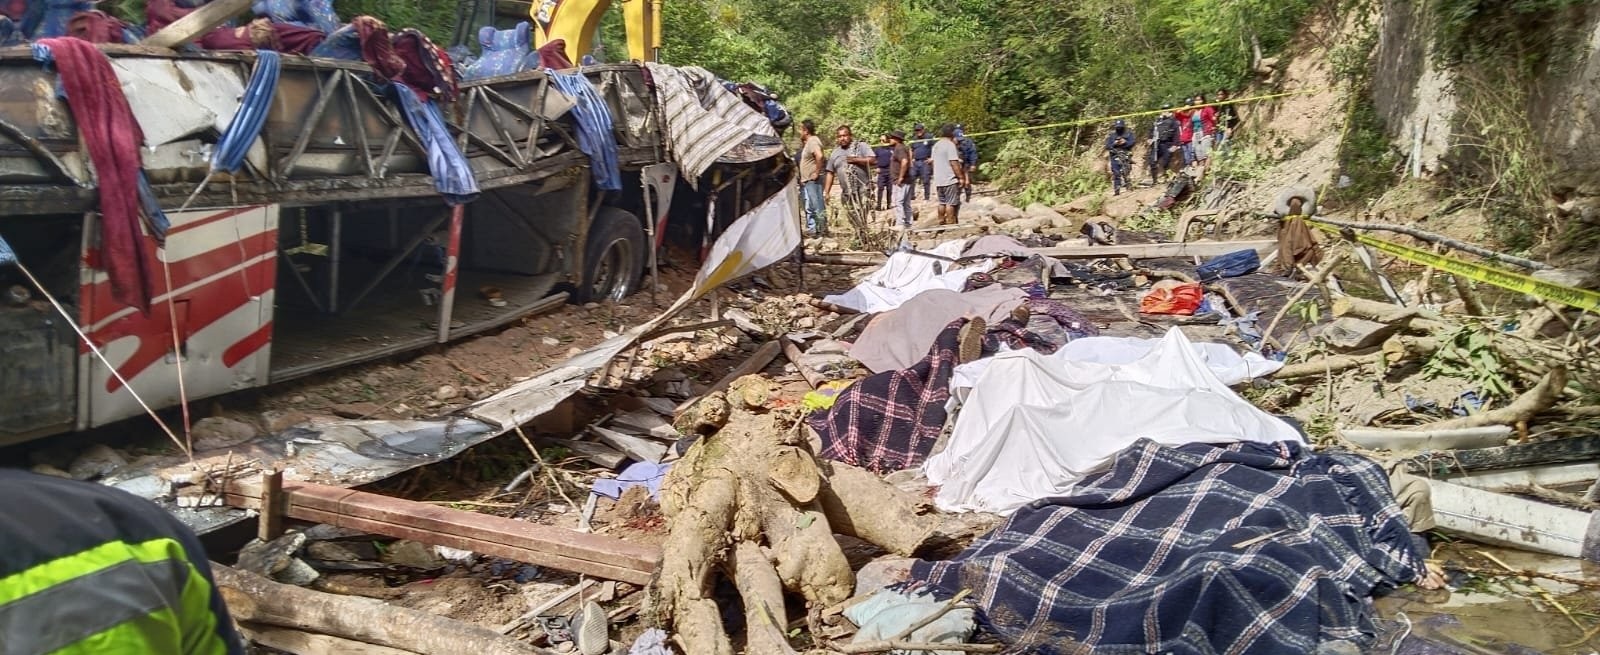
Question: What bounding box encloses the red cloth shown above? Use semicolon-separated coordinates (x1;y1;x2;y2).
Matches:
66;10;131;43
536;39;574;70
1139;281;1204;316
39;37;159;312
352;16;404;80
273;21;326;54
1198;105;1217;135
1174;108;1194;144
392;28;458;101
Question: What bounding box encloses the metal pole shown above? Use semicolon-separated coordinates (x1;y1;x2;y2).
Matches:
328;209;342;313
642;171;658;304
437;205;465;343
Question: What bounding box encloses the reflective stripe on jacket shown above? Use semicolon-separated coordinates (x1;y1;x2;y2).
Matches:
0;470;243;655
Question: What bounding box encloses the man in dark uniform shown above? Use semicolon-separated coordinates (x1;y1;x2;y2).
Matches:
873;139;894;211
0;468;245;654
910;123;934;200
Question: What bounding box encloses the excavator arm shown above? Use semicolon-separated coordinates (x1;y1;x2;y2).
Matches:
530;0;662;64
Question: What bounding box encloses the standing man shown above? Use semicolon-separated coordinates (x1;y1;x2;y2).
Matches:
910;123;933;200
1105;119;1136;196
932;123;968;225
797;119;827;236
0;468;246;655
1193;94;1217;166
955;125;978;202
887;129;913;229
824;124;876;237
1215;89;1241;151
1149;106;1180;183
873;138;894;211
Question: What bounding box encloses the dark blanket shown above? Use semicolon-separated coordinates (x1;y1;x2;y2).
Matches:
813;319;966;473
912;440;1423;654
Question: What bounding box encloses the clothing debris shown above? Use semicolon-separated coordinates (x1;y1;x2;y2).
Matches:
34;38;161;312
814;319;969;473
844;586;977;655
591;461;672;502
912;440;1424;654
391;81;479;205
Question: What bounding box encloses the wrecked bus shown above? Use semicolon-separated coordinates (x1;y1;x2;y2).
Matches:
0;45;786;444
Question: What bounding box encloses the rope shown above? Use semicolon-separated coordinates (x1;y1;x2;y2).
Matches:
894;88;1328;144
7;253;190;459
161;255;194;454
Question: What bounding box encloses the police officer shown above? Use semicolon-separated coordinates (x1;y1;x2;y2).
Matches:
1105;119;1136;196
954;125;978;202
909;123;934;200
0;469;245;654
873;138;894;211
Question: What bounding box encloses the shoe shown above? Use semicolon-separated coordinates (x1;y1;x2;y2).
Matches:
572;600;609;655
957;317;985;364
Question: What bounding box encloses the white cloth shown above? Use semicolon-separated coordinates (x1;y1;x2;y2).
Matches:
925;328;1302;515
822;239;990;314
949;331;1283;391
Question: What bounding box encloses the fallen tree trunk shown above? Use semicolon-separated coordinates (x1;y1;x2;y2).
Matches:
215;565;551;655
818;461;938;557
1272;335;1440;381
656;377;934;654
239;625;420;655
1402;367;1568;432
1330;294;1452;333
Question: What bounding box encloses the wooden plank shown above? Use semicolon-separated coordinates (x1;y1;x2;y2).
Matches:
223;481;659;583
541;438;627;469
1406;435;1600;476
257;470;285;542
610;409;677;440
142;0;253;48
588;426;668;463
1032;239;1278;260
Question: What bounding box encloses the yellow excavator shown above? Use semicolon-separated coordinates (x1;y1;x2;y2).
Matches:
529;0;663;64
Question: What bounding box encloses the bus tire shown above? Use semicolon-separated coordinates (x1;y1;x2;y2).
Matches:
576;207;646;303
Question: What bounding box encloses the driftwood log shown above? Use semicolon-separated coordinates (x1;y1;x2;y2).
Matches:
214;565;550;655
655;376;939;655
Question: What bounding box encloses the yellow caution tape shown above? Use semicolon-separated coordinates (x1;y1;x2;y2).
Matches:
1307;220;1600;312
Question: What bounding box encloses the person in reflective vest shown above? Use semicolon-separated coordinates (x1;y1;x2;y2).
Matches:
0;469;244;654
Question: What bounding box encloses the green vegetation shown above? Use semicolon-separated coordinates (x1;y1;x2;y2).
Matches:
641;0;1321;195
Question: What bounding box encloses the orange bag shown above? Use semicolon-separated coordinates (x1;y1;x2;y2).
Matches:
1139;280;1204;315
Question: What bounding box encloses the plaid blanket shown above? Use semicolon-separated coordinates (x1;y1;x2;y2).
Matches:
912;440;1423;654
813;319;966;472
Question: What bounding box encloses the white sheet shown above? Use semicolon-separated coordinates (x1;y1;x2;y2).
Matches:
948;332;1283;391
924;328;1302;515
823;240;989;313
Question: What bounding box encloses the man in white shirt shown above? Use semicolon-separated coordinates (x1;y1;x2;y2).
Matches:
931;123;968;225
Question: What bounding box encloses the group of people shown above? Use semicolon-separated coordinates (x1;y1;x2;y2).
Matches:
1104;90;1242;195
795;121;979;236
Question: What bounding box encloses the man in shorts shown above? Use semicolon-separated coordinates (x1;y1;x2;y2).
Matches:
932;123;968;225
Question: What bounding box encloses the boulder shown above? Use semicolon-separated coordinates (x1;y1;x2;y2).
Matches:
990;204;1025;223
1024;203;1068;224
964;196;999;216
261;410;310;434
192;416;260;451
68;444;128;481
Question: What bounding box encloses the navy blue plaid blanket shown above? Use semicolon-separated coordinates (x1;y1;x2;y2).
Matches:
911;439;1423;654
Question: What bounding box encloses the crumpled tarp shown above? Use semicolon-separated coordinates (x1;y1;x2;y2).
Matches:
641;62;778;184
924;327;1301;514
911;439;1424;654
823;240;991;314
